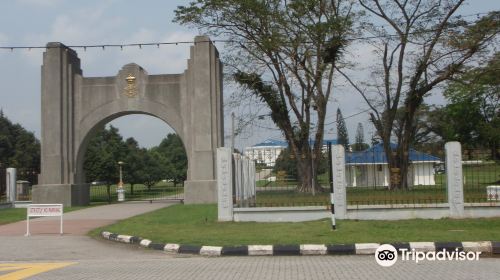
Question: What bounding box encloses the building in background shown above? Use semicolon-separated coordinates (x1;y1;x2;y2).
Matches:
245;138;338;166
345;143;442;187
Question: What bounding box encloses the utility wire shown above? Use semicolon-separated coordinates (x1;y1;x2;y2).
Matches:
324;108;373;126
0;13;492;51
253;107;373;131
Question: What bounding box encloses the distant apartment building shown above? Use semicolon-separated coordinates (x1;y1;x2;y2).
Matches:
244;138;338;166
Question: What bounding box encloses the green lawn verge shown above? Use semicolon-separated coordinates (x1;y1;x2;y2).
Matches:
0;204;103;225
90;204;500;246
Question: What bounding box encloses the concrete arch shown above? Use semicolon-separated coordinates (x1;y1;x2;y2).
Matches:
33;36;224;206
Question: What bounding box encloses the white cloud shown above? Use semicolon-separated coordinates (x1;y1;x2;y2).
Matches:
24;2;122;45
109;30;196;74
19;0;196;76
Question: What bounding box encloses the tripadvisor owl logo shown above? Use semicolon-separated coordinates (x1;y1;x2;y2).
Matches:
375;244;398;267
375;244;482;267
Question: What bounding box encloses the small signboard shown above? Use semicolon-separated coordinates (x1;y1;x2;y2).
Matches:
25;204;64;236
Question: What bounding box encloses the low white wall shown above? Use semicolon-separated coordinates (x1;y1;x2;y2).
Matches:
464;204;500;218
233;204;500;222
346;204;450;220
13;201;31;208
233;206;329;222
0;202;12;209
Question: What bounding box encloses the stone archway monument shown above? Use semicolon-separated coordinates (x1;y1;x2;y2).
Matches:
32;36;224;206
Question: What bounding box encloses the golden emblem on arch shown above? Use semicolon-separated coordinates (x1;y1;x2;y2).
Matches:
123;74;138;97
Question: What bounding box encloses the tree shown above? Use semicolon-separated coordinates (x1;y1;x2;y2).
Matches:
83;126;127;186
0;111;40;169
141;151;163;190
336;108;349;150
338;1;499;189
123;138;147;194
153;134;188;186
175;0;357;192
431;53;500;158
352;122;369;151
273;147;328;183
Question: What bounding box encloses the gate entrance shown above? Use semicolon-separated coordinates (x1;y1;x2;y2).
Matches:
33;36;224;206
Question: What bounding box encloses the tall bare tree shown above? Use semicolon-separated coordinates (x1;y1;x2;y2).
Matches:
175;0;357;192
338;0;499;189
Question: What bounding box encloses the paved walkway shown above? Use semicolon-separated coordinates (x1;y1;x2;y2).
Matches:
0;201;499;279
0;201;174;236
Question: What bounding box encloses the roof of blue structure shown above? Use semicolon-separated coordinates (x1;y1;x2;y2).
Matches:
252;138;338;147
253;139;288;147
346;143;441;164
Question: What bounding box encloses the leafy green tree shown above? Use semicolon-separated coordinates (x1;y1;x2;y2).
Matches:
83;126;127;186
123;138;147;194
153;134;188;186
274;148;328;183
0;110;40;169
432;53;500;159
336;108;349;150
340;2;499;189
352;123;369;151
141;151;164;190
175;0;357;192
273;148;298;180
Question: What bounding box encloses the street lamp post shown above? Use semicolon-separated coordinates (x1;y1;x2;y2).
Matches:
117;161;125;202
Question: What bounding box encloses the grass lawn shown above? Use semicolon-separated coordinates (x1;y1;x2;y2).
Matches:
0;204;103;225
90;204;500;246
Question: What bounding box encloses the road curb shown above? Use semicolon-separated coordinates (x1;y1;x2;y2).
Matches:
101;231;498;257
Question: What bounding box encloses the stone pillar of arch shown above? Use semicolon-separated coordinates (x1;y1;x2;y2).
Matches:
32;36;224;206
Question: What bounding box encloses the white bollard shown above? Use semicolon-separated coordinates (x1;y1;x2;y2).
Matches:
117;188;125;202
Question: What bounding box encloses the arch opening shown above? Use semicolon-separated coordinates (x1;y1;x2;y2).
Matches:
77;113;187;203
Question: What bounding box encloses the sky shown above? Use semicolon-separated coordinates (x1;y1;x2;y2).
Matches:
0;0;498;151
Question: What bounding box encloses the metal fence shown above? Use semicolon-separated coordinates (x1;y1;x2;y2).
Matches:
345;147;446;206
15;167;39;201
90;182;184;203
246;143;448;207
462;149;500;203
246;147;331;207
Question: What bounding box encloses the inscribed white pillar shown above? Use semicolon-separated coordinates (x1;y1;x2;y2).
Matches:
331;145;347;219
6;168;17;202
217;148;233;221
445;142;464;218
